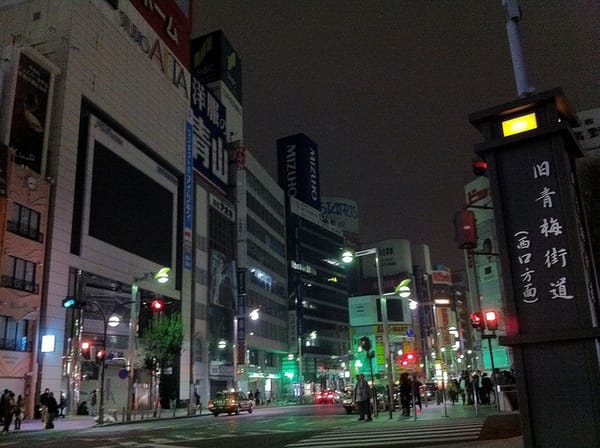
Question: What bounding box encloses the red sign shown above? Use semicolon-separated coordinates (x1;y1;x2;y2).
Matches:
130;0;191;68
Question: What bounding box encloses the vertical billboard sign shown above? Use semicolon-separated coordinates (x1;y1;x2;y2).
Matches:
4;48;58;174
183;109;194;270
190;76;227;192
277;133;321;210
191;30;242;103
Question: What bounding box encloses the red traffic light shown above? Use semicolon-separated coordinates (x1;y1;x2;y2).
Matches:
80;341;91;360
485;310;499;331
470;312;485;331
454;209;477;250
473;159;488;176
399;352;416;366
151;299;164;311
96;349;106;360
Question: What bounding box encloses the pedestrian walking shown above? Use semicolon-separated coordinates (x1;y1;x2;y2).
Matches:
399;373;412;417
480;373;492;404
0;389;8;426
353;374;372;421
13;394;24;430
89;390;98;416
1;391;15;434
45;392;58;429
59;392;67;417
40;388;50;423
254;389;260;406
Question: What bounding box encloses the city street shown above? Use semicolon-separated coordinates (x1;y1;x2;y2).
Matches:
0;403;522;448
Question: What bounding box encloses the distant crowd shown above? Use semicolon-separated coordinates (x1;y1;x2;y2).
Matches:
0;387;68;434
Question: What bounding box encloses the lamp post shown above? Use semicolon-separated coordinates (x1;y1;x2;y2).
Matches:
233;308;259;390
63;297;135;424
409;297;449;417
127;268;170;419
343;248;394;419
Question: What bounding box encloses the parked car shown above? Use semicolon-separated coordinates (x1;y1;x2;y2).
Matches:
314;389;337;404
207;391;254;416
421;382;438;400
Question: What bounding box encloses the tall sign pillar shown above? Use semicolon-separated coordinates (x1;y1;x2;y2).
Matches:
469;88;600;447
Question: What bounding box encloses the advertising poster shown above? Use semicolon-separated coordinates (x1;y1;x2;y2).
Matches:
8;51;53;173
210;250;237;309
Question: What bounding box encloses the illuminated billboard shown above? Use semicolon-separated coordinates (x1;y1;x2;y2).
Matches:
277;133;321;210
190;76;228;192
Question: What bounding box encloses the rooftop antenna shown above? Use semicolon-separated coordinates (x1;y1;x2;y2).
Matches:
502;0;535;97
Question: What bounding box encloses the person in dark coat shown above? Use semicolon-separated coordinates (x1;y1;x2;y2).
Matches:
353;374;372;421
399;372;412;417
1;391;15;433
45;392;58;429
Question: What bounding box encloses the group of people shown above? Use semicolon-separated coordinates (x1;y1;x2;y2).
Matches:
0;389;25;433
39;388;64;429
247;389;262;406
447;369;516;406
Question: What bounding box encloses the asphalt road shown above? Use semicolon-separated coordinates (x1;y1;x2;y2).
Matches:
0;403;521;448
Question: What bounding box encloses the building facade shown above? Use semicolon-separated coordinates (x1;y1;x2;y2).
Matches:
0;0;194;415
231;146;288;401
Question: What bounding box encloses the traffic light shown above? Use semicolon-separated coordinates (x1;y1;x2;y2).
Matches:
81;341;91;360
470;312;485;331
399;352;416;367
150;299;164;311
96;349;106;362
485;310;499;331
62;297;85;308
454;209;477;250
359;336;371;352
472;158;488;176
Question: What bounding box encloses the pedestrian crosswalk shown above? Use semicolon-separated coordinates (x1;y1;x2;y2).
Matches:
285;420;484;448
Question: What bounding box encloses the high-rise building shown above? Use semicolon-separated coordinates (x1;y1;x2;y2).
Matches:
0;0;197;416
286;197;349;393
230;145;288;400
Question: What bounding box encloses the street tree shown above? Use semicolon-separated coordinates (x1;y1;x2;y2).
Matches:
141;313;184;409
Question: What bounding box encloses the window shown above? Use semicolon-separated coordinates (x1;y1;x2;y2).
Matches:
0;316;30;351
2;256;37;293
7;203;42;241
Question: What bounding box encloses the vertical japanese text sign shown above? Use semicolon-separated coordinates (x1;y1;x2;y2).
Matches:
469;88;600;448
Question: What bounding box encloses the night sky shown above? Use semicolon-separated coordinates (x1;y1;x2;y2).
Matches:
192;0;600;270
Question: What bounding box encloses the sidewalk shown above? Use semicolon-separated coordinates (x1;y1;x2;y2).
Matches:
9;406;208;434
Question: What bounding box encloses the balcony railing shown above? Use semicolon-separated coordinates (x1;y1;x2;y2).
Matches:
0;275;39;293
6;220;44;242
0;337;32;352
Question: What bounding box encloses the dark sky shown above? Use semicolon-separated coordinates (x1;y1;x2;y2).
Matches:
192;0;600;270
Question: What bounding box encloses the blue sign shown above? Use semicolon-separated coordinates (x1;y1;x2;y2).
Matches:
190;76;227;192
118;368;128;380
406;329;415;337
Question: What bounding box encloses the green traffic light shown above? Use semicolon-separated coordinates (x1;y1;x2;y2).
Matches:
62;297;76;308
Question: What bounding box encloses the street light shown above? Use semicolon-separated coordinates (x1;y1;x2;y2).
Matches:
233;308;260;390
127;269;170;419
63;297;135;424
342;248;394;419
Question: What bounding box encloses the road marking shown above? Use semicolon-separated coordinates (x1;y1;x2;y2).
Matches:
285;420;484;447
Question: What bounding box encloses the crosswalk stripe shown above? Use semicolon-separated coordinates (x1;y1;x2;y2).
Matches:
285;421;484;447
